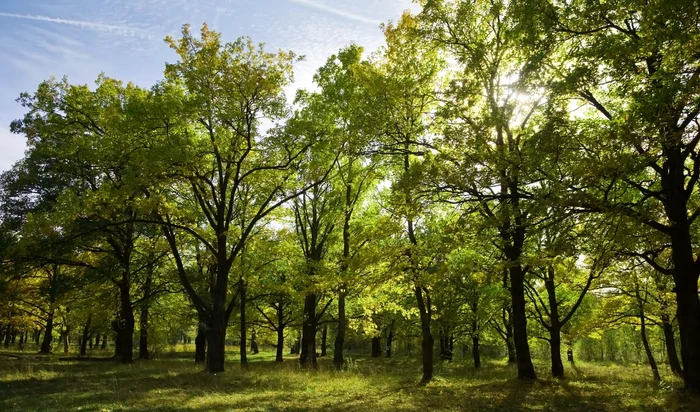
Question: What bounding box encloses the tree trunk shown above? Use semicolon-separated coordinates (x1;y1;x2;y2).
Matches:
371;336;381;357
275;302;284;362
641;312;661;382
101;334;107;350
415;285;434;384
510;265;537;380
239;280;248;367
320;325;327;357
62;328;69;354
206;306;227;373
567;346;574;363
94;334;100;349
545;269;564;379
673;257;700;390
195;314;207;364
40;310;54;353
472;336;481;368
334;290;346;368
3;328;11;347
549;327;564;379
300;293;317;368
291;333;300;355
386;322;394;358
250;329;259;355
661;315;683;377
115;279;135;363
139;262;153;360
80;316;91;356
139;307;149;360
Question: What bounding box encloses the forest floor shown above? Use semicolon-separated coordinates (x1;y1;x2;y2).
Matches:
0;348;699;411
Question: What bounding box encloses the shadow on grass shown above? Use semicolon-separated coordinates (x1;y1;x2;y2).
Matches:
2;354;700;411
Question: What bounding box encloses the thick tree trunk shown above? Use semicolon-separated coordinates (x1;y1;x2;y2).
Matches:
661;315;683;377
275;325;284;362
510;265;537;380
334;291;346;368
320;325;327;357
40;310;54;353
206;306;227;373
664;163;700;391
371;336;381;357
80;316;91;356
549;328;564;379
415;285;434;384
195;315;207;363
673;257;700;390
114;279;135;363
472;336;481;368
239;281;248;367
300;293;317;368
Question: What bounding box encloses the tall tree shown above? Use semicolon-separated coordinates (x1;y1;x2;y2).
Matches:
156;24;309;373
541;0;700;390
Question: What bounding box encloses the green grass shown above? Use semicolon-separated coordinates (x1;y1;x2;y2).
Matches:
1;349;698;411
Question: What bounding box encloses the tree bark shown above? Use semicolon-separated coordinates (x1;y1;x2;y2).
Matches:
80;316;91;356
334;290;346;368
545;269;564;378
206;306;227;373
549;329;564;378
139;261;153;360
661;315;683;377
320;325;327;357
116;280;135;363
386;322;394;358
40;310;54;353
371;336;381;357
195;314;207;364
510;265;537;379
275;302;285;362
4;328;11;347
415;285;434;384
239;280;248;367
641;313;661;382
250;329;259;355
300;293;317;368
101;334;107;350
472;336;481;368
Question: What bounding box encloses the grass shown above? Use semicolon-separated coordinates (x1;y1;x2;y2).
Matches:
1;348;699;411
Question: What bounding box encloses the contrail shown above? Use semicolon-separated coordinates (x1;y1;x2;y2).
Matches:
0;12;148;37
289;0;382;26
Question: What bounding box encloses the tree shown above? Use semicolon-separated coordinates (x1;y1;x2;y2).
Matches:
540;0;700;391
155;24;309;373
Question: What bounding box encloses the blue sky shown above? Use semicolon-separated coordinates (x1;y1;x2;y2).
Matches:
0;0;414;172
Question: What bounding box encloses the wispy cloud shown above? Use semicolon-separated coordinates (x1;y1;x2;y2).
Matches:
289;0;382;25
0;12;151;38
